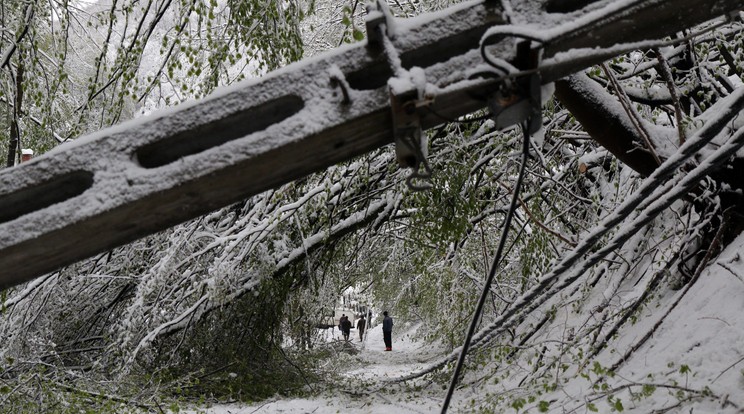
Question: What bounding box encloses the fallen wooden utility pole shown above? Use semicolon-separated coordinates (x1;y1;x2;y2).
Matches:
0;0;741;289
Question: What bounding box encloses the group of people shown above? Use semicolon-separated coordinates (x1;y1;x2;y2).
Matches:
338;311;394;351
338;313;370;342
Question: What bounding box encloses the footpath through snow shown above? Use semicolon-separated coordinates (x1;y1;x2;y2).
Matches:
182;320;451;413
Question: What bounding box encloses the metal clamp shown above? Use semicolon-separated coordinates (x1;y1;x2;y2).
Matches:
365;0;391;50
366;1;434;191
391;86;433;191
488;40;542;134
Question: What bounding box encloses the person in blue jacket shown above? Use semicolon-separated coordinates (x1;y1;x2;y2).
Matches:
382;311;394;351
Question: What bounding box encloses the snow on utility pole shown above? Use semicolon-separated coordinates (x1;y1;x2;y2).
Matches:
0;0;741;289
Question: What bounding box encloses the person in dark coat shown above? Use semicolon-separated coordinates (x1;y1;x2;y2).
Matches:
382;311;393;351
341;315;352;341
357;315;367;341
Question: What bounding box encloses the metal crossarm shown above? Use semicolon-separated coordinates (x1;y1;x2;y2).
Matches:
0;0;741;289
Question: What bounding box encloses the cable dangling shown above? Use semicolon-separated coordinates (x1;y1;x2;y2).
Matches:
439;27;546;412
440;119;533;414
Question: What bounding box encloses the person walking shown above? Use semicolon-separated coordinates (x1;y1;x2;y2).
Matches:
341;315;352;341
357;314;367;341
382;311;393;351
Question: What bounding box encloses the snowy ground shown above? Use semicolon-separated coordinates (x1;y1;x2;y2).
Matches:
180;322;451;413
179;234;744;413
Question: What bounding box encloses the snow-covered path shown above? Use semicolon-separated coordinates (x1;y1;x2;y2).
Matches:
345;321;444;382
183;321;451;413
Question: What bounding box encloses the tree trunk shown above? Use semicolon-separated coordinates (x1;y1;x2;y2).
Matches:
554;73;660;177
557;71;744;264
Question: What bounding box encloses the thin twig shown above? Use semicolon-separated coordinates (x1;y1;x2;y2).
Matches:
496;180;577;247
653;48;687;145
601;63;662;166
713;355;744;383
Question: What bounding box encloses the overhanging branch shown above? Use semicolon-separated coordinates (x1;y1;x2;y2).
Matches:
555;73;660;177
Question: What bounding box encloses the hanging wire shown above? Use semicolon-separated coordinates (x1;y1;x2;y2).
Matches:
440;120;531;414
480;32;544;74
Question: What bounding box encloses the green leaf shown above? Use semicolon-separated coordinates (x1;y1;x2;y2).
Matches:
642;384;656;396
352;28;365;41
511;398;526;410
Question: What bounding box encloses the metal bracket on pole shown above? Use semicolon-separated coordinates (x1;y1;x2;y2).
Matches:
488;40;542;134
391;87;433;191
368;0;434;191
365;0;392;50
391;87;420;169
